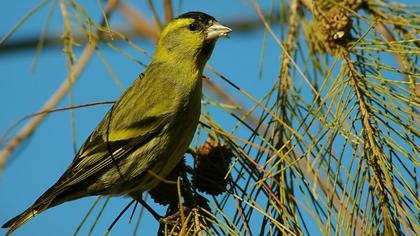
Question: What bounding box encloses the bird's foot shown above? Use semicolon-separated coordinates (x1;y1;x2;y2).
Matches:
159;206;190;225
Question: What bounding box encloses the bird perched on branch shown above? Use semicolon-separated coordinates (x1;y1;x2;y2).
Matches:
2;11;231;235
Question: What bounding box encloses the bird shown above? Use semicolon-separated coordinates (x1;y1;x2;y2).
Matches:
2;11;231;235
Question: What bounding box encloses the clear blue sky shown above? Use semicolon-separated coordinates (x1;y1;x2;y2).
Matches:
1;0;416;235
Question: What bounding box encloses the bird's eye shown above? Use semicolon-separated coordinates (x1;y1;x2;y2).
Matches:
189;23;198;31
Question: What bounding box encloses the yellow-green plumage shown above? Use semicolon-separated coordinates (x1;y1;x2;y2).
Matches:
2;11;231;235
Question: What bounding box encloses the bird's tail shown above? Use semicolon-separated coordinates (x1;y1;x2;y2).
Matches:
2;175;85;235
1;185;65;236
1;202;49;236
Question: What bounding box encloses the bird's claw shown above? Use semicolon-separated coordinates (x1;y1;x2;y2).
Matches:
159;206;190;225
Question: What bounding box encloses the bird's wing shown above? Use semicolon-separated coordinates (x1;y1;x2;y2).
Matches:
48;70;177;191
33;69;182;201
60;70;177;187
58;112;173;189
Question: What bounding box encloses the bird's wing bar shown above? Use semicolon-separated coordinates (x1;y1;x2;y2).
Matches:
36;113;172;202
29;131;157;208
66;132;157;187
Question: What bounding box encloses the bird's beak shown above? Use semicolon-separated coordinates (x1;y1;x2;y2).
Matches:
205;21;232;40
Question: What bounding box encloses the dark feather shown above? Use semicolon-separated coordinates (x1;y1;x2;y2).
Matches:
176;11;215;25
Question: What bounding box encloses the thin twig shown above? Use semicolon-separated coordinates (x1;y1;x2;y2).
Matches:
0;12;280;53
163;0;173;24
118;3;159;42
0;101;115;145
0;0;120;172
146;0;162;31
0;0;51;47
343;48;409;235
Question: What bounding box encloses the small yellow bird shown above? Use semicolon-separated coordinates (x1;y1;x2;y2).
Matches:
2;11;231;235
